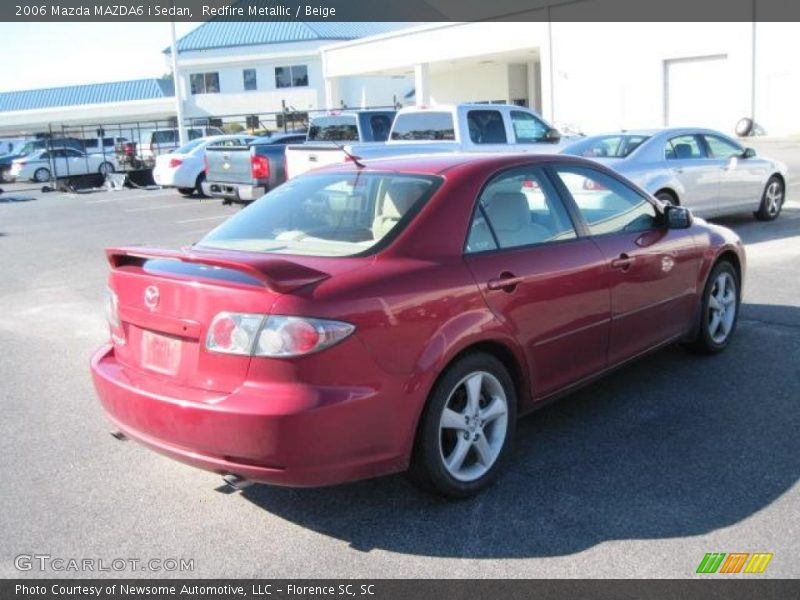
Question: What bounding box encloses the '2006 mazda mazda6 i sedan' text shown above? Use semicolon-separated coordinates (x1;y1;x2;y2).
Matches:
91;154;745;497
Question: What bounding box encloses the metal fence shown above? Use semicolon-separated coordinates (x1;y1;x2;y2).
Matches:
0;103;396;184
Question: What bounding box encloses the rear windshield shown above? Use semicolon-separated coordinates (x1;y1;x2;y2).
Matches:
563;135;650;158
198;172;441;257
391;112;455;141
308;116;359;142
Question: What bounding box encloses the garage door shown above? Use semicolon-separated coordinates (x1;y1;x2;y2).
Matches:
665;55;737;132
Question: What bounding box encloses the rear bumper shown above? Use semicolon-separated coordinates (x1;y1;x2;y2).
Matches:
204;181;266;203
90;344;409;487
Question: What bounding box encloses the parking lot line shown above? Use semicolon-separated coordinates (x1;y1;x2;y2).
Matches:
85;191;173;204
176;214;230;224
124;202;198;213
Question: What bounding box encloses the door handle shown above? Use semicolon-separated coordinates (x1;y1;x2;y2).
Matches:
487;272;525;292
610;253;635;271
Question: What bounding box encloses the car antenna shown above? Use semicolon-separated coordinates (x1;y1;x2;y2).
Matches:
329;138;365;168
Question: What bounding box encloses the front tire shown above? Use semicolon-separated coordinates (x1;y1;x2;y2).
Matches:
755;176;784;221
409;353;516;498
656;190;678;206
686;261;740;354
98;162;114;177
177;187;194;196
33;167;50;183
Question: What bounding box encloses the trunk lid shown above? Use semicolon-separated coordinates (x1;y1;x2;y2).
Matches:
105;246;340;393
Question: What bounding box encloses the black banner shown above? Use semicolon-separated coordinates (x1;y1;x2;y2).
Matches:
4;580;800;600
4;0;800;22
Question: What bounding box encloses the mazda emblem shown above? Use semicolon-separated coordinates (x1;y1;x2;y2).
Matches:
144;286;160;310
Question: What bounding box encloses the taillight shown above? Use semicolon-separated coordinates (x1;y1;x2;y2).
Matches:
16;161;26;167
168;158;183;168
251;155;270;179
206;313;354;357
124;142;135;156
104;287;125;345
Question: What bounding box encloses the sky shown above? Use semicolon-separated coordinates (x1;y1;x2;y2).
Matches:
0;23;201;93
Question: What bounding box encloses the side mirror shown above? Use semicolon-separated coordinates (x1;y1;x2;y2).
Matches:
741;147;757;159
664;204;692;229
544;128;562;143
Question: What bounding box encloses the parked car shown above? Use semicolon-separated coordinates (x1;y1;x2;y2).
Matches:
285;104;572;180
204;131;307;204
284;110;395;178
0;137;84;182
152;135;256;197
561;128;788;221
8;147;115;182
92;153;745;498
145;126;225;161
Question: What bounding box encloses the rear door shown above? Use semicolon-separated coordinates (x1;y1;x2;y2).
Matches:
549;163;701;365
664;134;719;216
464;165;611;397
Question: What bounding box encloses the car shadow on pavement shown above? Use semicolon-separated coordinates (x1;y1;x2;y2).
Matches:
710;204;800;245
240;303;800;558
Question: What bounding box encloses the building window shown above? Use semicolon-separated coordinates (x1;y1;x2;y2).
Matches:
243;69;257;92
189;72;220;95
275;65;308;89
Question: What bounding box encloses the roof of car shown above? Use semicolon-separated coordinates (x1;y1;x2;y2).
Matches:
316;152;595;176
580;127;732;139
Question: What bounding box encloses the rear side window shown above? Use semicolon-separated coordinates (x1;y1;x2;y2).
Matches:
466;167;577;253
198;173;441;257
467;110;507;144
151;131;176;145
391;112;455;141
665;135;706;160
553;165;657;236
564;135;650;158
308;116;359;142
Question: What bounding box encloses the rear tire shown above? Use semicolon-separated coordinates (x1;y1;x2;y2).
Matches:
685;261;740;354
177;187;194;196
755;176;784;221
409;352;517;498
98;162;114;177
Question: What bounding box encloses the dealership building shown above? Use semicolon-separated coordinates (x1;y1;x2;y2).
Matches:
1;20;798;137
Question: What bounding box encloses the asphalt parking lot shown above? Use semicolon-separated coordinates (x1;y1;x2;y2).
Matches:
1;151;799;578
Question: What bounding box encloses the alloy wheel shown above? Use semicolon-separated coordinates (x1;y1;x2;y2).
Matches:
438;371;508;482
707;272;737;344
764;180;784;217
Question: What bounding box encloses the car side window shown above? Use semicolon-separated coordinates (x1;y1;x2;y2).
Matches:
704;135;742;159
467;110;507;144
552;165;657;236
466;167;577;253
510;110;549;143
665;135;707;160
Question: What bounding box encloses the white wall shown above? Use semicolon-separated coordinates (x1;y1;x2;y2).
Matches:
337;75;412;109
429;63;512;105
549;22;753;135
754;22;800;136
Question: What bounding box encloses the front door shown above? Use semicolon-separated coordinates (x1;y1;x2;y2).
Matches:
702;133;765;212
463;165;611;399
549;164;702;365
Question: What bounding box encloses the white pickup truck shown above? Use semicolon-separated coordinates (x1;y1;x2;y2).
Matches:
285;104;571;179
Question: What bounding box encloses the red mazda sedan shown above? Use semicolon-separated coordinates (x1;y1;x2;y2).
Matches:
91;154;745;497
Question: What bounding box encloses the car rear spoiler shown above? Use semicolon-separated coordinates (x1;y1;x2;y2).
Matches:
106;246;330;294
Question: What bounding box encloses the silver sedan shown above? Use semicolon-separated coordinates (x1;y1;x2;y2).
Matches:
561;128;788;221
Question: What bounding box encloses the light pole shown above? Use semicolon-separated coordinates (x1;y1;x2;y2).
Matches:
170;17;187;147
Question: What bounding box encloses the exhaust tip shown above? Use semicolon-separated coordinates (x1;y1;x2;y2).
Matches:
109;430;128;441
222;474;252;491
